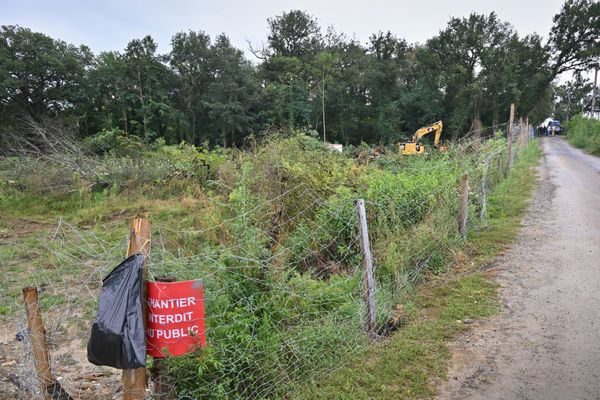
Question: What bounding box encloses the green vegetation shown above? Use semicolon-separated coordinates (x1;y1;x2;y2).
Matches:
1;1;598;149
291;274;499;399
566;115;600;155
0;127;540;398
1;1;560;395
553;75;596;122
290;140;541;400
0;1;585;395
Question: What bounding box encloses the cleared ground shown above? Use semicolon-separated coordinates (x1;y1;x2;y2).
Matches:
438;137;600;400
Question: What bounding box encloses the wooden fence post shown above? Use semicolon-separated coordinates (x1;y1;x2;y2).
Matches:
480;158;490;222
22;287;72;400
520;117;527;151
355;199;377;338
459;173;469;239
507;103;515;170
123;217;151;400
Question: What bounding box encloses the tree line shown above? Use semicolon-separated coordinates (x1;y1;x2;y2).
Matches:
0;0;598;148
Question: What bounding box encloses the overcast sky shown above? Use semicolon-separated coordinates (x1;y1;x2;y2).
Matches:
1;0;567;57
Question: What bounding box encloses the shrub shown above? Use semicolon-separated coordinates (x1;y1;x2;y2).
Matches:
566;115;600;155
82;128;145;156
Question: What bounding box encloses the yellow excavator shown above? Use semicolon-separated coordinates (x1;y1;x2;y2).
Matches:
399;121;447;155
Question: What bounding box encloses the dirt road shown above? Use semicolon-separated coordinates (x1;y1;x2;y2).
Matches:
437;137;600;400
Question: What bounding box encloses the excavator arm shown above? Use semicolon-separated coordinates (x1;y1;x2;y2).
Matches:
412;121;443;148
400;121;446;155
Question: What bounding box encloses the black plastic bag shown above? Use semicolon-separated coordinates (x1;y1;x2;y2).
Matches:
87;253;146;369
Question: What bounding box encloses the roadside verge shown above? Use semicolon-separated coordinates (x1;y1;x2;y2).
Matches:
292;141;542;400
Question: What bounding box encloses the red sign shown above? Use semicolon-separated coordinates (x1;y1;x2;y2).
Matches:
146;279;206;358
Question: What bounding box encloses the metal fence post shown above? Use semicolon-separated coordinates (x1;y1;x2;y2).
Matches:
355;199;377;338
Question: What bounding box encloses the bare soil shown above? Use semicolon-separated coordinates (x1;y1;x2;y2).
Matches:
0;218;123;399
437;137;600;400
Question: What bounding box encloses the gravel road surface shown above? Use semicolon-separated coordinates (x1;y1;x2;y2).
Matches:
437;137;600;400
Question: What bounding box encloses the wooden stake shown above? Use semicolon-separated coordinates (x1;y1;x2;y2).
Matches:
355;199;377;337
459;173;469;239
507;103;515;170
480;158;490;222
591;67;597;119
22;287;72;400
123;217;151;400
517;117;523;150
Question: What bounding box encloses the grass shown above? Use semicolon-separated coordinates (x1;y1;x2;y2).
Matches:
0;136;541;399
292;274;499;399
290;140;541;399
467;139;541;265
566;115;600;156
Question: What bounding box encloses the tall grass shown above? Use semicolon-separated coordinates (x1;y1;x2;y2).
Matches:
1;130;522;399
146;134;514;399
566;115;600;155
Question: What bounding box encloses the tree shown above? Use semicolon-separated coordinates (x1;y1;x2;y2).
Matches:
266;10;322;59
363;31;410;142
509;34;553;120
80;51;130;135
257;10;323;133
122;36;174;142
0;25;92;123
554;73;594;121
398;46;445;134
548;0;600;77
4;5;596;149
261;56;312;130
169;31;212;143
308;52;339;142
329;38;369;144
425;13;514;137
205;35;257;147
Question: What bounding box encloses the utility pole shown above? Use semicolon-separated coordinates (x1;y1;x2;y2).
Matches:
592;67;598;119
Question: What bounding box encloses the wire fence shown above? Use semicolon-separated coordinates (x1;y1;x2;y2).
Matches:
0;117;535;399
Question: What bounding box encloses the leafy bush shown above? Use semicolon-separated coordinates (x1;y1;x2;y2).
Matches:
155;142;229;184
153;252;363;399
566;115;600;155
82;128;145;156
